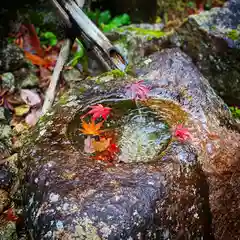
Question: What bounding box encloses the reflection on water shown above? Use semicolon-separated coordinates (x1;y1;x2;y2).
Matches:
68;98;172;164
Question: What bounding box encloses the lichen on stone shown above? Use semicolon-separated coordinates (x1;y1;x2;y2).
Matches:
117;26;166;40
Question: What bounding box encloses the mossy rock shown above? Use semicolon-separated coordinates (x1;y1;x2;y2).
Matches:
172;0;240;105
18;47;240;239
106;24;170;67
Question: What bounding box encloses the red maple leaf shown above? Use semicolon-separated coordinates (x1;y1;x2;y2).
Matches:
81;104;112;121
125;80;150;100
174;124;192;142
5;208;19;222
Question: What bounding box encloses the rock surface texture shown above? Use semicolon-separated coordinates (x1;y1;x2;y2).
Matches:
172;0;240;104
19;48;240;239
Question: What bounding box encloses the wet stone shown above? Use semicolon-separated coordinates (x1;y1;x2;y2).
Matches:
19;48;240;239
0;72;15;91
0;165;13;190
0;220;17;240
0;189;9;214
0;44;25;73
172;0;240;104
19;72;39;89
0;107;5;121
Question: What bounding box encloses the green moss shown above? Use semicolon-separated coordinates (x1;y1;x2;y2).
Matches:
79;87;86;93
113;35;128;48
38;113;51;125
117;27;166;40
58;94;69;105
125;64;137;76
96;69;126;82
210;25;217;31
227;29;239;41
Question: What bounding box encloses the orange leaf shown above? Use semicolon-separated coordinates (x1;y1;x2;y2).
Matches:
25;52;51;67
80;119;104;136
92;137;111;152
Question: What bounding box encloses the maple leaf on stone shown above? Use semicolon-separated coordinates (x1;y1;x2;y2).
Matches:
174;124;192;142
80;119;104;136
125;80;150;100
81;104;112;121
5;208;19;222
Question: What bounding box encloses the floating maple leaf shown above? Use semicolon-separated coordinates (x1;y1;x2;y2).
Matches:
92;137;111;152
92;143;120;163
80;119;104;136
174;124;192;142
125;80;150;100
81;104;112;121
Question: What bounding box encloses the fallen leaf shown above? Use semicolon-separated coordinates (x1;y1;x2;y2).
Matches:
125;80;150;100
25;108;42;126
20;89;41;106
80;119;104;136
14;122;29;133
39;66;52;80
22;24;44;56
81;104;112;121
14;105;30;116
25;51;51;67
5;208;18;222
174;124;192;142
92;137;111;152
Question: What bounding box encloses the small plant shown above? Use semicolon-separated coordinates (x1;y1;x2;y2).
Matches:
86;9;131;32
229;106;240;119
40;31;58;46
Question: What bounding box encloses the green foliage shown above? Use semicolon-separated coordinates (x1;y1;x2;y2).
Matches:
7;37;15;44
86;9;131;32
229;106;240;119
98;10;112;25
227;30;239;41
101;14;131;32
35;28;58;47
69;38;85;67
187;1;196;8
40;31;58;46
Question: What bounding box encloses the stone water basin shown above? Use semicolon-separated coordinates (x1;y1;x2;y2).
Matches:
68;99;172;165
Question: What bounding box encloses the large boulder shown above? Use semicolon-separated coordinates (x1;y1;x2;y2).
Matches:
19;48;240;239
171;0;240;104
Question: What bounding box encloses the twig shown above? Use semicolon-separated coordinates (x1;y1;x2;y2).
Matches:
42;39;71;114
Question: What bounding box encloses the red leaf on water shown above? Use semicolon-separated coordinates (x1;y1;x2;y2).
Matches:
174;124;192;142
91;142;120;163
81;104;112;121
125;80;150;100
80;119;104;136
